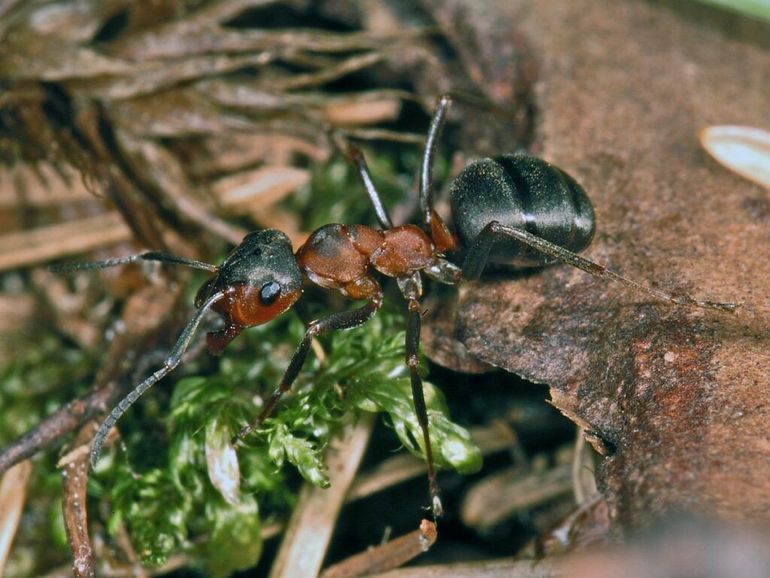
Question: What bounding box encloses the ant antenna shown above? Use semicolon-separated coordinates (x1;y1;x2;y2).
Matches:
90;289;228;467
50;252;218;274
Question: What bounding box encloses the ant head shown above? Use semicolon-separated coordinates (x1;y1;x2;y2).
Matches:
195;230;303;328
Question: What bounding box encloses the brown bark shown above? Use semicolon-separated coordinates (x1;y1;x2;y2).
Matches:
424;0;770;529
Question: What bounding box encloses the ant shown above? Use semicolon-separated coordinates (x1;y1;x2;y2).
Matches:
52;94;737;520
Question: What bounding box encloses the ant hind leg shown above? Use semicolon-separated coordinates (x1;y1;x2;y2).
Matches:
327;129;394;230
462;221;739;311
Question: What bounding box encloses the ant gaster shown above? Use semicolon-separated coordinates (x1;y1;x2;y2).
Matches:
53;95;737;520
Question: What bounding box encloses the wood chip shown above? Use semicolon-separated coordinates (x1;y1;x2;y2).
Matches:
700;125;770;189
323;98;402;126
461;463;573;532
365;556;556;578
0;212;131;272
0;163;92;208
320;519;438;578
268;415;374;578
213;166;310;212
347;423;518;503
0;460;33;576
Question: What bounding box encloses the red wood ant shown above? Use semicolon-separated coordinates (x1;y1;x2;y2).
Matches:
52;94;737;519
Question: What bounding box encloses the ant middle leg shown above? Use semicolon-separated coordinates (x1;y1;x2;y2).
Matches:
462;221;739;311
419;94;452;229
236;296;383;441
418;92;520;229
417;95;459;253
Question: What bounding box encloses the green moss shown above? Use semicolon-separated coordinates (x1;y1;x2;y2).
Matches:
95;309;479;571
3;146;473;575
690;0;770;22
0;334;92;445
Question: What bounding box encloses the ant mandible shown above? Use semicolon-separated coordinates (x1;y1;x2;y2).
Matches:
53;94;737;520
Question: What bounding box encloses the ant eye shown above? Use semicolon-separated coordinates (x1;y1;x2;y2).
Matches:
259;281;281;305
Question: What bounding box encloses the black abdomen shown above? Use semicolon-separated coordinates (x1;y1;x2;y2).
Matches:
450;155;595;267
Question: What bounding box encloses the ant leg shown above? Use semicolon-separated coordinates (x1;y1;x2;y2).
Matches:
328;129;394;229
90;289;228;467
206;321;244;356
419;92;520;225
400;274;443;519
50;252;218;274
236;297;383;440
346;144;394;229
462;221;739;311
419;94;452;228
418;95;459;253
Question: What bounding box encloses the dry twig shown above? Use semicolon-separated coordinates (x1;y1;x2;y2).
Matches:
269;415;375;578
0;460;33;576
321;519;438;578
367;557;556;578
59;422;98;578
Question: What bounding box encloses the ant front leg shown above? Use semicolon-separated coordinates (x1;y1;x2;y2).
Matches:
462;221;739;311
399;273;443;519
328;129;394;230
236;297;383;441
346;144;394;230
